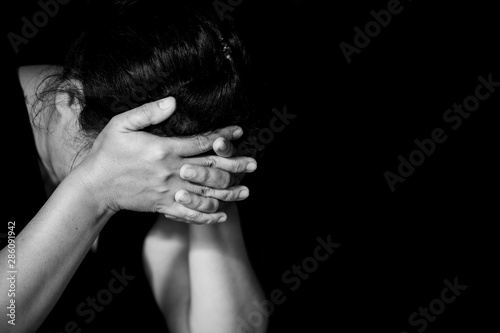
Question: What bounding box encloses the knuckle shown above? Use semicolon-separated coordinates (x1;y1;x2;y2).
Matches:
199;168;210;183
107;115;124;131
205;216;216;225
217;172;231;189
138;103;152;117
199;186;210;197
161;168;174;180
226;190;237;201
204;156;217;168
196;135;211;151
148;144;166;162
185;210;202;222
232;158;250;173
233;161;245;173
192;196;203;209
217;190;232;201
108;115;120;127
206;187;218;199
137;103;154;123
153;203;165;214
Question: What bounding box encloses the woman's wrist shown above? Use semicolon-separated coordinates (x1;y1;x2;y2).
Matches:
60;166;117;223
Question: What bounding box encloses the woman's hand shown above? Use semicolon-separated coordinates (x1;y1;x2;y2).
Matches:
173;136;256;215
71;97;249;224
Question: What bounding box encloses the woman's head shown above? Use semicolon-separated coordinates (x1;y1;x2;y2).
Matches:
38;0;256;146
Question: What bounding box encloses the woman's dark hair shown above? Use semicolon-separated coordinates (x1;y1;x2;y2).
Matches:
37;0;257;146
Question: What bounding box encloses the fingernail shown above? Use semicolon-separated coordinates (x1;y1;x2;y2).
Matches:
233;128;243;138
178;193;190;203
182;167;196;179
239;189;249;199
246;162;257;172
219;139;227;151
159;97;175;110
217;215;227;223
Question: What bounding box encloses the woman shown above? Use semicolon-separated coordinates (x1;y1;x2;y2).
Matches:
2;1;266;332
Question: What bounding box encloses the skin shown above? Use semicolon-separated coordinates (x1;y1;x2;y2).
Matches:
143;206;265;333
0;65;266;332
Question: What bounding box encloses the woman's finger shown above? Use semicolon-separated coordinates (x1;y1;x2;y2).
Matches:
185;184;250;202
179;164;235;189
213;137;237;157
174;190;219;213
183;156;257;174
161;202;227;225
171;126;244;157
113;96;176;131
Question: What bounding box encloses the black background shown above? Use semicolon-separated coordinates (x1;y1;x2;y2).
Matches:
4;0;499;332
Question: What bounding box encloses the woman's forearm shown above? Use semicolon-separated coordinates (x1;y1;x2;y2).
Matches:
187;204;266;333
0;172;114;332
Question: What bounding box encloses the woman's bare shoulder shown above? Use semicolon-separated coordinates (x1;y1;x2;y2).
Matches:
17;65;60;100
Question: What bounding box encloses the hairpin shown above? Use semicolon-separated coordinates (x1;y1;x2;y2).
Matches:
219;36;232;61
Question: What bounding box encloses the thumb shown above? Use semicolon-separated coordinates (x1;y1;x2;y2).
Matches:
120;97;176;131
